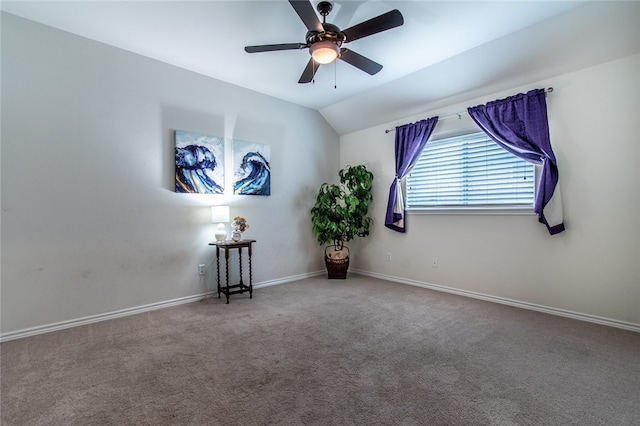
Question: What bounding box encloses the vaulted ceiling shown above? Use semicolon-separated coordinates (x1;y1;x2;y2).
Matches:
2;1;639;134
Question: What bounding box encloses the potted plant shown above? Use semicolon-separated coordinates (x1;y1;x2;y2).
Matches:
310;165;374;279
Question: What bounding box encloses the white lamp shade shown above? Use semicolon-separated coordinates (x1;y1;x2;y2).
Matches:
211;206;230;223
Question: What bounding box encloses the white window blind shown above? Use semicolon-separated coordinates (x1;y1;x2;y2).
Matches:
406;132;535;208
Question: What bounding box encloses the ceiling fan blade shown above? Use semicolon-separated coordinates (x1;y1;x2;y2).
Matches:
288;0;323;33
342;9;404;43
339;48;383;75
298;58;319;84
244;43;306;53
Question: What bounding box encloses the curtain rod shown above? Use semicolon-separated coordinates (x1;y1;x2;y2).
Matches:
384;87;554;134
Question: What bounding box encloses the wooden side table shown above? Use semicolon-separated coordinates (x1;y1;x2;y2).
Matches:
209;239;256;304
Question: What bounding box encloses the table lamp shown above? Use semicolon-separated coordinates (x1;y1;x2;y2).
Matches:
211;206;230;243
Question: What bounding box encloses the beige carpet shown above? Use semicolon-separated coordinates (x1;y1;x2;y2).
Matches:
1;276;639;425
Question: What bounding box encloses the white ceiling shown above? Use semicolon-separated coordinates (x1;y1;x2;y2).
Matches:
2;1;639;134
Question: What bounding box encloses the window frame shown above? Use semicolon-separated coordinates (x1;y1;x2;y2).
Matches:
404;129;540;216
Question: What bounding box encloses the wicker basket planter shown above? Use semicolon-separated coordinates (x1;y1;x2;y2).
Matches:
325;246;349;279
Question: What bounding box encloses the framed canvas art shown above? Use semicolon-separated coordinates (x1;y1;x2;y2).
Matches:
175;130;224;194
233;140;271;195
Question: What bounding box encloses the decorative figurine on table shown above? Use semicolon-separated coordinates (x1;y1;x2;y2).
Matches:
231;216;249;241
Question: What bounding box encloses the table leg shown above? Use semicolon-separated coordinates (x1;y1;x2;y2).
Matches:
224;247;230;304
248;247;253;299
216;246;221;299
238;247;244;287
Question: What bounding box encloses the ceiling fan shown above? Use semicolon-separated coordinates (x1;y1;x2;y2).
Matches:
244;0;404;84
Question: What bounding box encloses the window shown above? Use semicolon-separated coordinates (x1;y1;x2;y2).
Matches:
406;132;535;210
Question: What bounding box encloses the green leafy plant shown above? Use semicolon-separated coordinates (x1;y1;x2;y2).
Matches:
311;165;374;251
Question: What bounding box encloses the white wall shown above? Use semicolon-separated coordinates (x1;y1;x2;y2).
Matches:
2;12;638;338
1;13;338;335
341;54;640;328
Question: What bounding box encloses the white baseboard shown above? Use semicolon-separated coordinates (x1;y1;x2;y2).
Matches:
2;269;636;342
253;270;325;289
0;292;214;343
351;269;640;333
0;271;326;343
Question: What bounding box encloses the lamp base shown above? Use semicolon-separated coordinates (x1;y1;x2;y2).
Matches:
215;223;227;242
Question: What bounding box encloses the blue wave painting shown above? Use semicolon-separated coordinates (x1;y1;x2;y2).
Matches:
175;130;224;194
233;140;271;196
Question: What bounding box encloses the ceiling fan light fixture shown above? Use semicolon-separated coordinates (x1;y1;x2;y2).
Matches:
310;40;339;64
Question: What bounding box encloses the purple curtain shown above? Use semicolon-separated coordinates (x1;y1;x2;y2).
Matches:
385;117;439;232
468;89;564;235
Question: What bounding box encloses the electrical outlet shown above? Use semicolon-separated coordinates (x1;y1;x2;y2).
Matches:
431;257;438;268
198;264;205;275
386;252;392;261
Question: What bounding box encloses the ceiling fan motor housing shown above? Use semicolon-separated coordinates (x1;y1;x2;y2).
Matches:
306;24;345;44
308;2;345;46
